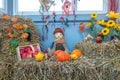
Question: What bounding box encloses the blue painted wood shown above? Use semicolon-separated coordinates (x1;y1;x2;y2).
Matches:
6;0;111;52
35;22;102;52
7;0;13;16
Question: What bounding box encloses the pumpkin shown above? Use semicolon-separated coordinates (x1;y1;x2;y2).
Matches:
11;17;17;22
70;49;82;60
35;52;45;61
21;33;29;39
54;50;70;62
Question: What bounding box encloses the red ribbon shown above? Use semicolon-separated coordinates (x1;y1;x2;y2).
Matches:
109;0;119;12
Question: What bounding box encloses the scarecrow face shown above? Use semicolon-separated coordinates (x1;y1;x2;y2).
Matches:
55;32;63;39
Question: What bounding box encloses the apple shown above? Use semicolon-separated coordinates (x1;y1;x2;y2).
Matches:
96;36;102;43
32;45;39;58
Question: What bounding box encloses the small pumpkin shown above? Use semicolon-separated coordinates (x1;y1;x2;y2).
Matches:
70;49;82;60
11;17;17;22
21;33;29;39
35;52;45;61
54;50;70;62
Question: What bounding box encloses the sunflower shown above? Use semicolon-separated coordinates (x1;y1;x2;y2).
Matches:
118;14;120;21
101;28;110;36
106;20;115;27
106;11;119;19
115;24;120;30
86;23;92;27
114;24;119;29
91;12;98;19
97;19;105;26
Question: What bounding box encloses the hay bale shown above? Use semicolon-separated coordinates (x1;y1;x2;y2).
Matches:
75;41;120;59
0;54;13;80
95;57;120;80
0;15;41;79
11;57;100;80
0;15;40;55
75;41;120;80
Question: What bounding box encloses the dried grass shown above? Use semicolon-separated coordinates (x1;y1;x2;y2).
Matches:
0;15;40;55
75;41;120;59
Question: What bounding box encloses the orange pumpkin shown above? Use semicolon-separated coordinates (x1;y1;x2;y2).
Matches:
11;17;17;22
71;49;82;57
54;50;70;62
21;33;29;39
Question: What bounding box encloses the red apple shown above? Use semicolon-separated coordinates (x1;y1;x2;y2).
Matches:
21;53;27;59
96;36;102;43
26;53;32;58
32;46;39;58
20;49;24;55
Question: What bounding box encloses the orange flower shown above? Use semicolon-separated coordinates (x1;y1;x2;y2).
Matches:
8;32;14;38
23;24;28;29
18;30;23;34
2;13;9;20
21;33;29;39
6;27;12;32
13;23;18;28
11;17;17;22
13;23;23;30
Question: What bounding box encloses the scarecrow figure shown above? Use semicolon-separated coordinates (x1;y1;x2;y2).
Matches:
53;28;68;52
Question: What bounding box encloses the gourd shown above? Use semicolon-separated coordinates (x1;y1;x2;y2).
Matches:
54;50;70;62
70;49;82;60
35;52;45;61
